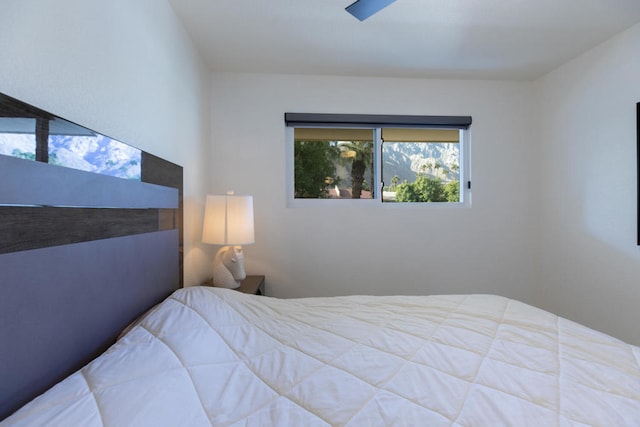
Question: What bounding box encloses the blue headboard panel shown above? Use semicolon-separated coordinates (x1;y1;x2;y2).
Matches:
0;230;179;419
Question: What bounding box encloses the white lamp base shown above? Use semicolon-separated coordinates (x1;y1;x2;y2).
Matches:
212;245;247;289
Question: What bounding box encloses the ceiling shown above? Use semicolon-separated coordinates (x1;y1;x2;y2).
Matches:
169;0;640;81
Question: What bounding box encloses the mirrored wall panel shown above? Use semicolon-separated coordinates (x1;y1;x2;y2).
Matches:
0;92;141;180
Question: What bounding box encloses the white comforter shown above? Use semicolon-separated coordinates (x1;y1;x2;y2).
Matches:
4;287;640;426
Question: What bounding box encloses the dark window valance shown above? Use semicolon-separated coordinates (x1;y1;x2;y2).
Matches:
285;113;472;129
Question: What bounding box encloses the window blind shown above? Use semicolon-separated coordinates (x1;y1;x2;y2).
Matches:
285;113;472;129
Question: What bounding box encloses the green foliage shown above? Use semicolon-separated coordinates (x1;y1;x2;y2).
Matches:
294;140;338;198
395;180;419;201
444;180;460;202
11;149;35;161
390;175;400;190
48;152;60;166
395;176;460;203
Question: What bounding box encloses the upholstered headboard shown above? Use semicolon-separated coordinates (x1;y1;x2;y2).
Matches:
0;93;183;420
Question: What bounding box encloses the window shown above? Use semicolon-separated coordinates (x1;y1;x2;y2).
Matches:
293;128;375;199
286;113;471;206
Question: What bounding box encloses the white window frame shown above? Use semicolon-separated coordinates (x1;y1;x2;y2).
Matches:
285;114;471;208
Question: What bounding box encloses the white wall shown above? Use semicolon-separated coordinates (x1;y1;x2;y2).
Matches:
0;0;212;286
534;23;640;344
210;73;538;302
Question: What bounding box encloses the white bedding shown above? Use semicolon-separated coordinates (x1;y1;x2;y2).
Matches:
4;287;640;426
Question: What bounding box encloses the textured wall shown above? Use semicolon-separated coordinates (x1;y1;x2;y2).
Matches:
534;22;640;344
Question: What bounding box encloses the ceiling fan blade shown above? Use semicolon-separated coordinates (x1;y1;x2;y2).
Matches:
346;0;397;21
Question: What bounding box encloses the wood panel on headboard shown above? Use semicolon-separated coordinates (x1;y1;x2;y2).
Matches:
0;92;184;420
141;151;184;286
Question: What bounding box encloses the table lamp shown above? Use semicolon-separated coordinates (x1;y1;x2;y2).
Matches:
202;192;254;288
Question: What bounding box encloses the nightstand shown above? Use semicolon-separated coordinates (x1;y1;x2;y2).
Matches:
203;275;265;295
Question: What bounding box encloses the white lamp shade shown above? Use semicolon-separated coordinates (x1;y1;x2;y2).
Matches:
202;194;254;245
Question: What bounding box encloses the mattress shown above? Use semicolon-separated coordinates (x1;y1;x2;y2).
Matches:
3;287;640;426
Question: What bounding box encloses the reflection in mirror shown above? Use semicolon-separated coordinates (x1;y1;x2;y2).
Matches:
0;92;141;180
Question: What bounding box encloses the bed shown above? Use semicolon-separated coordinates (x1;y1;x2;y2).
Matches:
2;93;640;426
3;287;640;426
